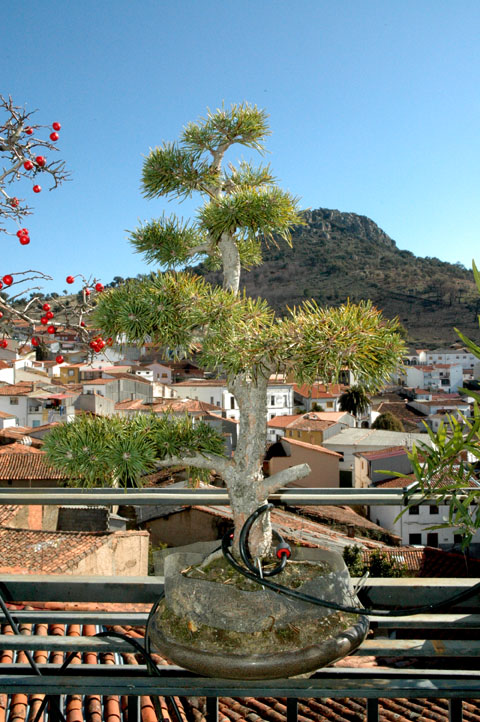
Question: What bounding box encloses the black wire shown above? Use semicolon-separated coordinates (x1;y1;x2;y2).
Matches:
227;503;480;617
239;504;288;577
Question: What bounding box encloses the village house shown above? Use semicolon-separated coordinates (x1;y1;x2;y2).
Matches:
369;476;480;551
321;427;431;487
82;373;153;403
0;382;78;427
403;362;464;393
354;446;413;488
264;436;341;487
293;383;347;413
171;378;294;421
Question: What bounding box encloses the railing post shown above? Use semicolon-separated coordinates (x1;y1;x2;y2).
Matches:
128;695;140;722
206;696;218;722
366;698;379;722
449;698;463;722
286;698;298;722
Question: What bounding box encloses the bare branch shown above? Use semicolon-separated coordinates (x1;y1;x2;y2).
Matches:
258;463;311;497
155;453;232;478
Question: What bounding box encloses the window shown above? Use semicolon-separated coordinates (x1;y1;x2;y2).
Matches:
9;398;18;405
429;505;439;515
284;395;288;406
326;401;333;408
32;420;40;428
230;397;235;409
409;533;422;545
210;397;215;405
408;505;419;515
68;370;75;376
271;396;275;406
426;532;439;547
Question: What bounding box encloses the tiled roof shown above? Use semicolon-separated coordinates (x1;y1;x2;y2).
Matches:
0;446;68;480
290;504;400;544
267;414;302;428
82;377;118;385
0;527;109;573
356;446;408;461
362;545;480;577
293;383;347;399
0;505;21;525
281;436;342;457
285;416;336;431
0;383;34;396
0;410;16;419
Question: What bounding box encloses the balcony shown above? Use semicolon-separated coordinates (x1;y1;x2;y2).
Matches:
0;487;479;722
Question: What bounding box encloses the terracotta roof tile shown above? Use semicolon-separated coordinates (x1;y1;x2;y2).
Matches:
280;437;342;457
293;383;347;399
0;446;68;480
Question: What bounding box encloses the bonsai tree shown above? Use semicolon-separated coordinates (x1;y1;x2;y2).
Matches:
45;103;405;558
0;95;103;355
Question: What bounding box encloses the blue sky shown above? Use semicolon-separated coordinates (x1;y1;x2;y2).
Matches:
4;0;480;294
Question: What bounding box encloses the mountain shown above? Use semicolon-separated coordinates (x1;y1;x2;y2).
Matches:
197;208;480;348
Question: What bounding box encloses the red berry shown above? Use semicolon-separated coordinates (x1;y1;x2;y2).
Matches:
16;228;28;237
35;156;46;167
46;311;54;320
23;160;34;170
89;340;98;350
97;340;105;350
31;337;39;347
106;337;113;346
25;127;33;135
19;236;30;245
66;276;75;284
33;185;42;193
0;282;3;290
55;355;64;364
80;321;86;327
49;132;59;141
10;197;19;207
40;316;48;325
52;122;61;131
0;340;8;349
42;303;51;312
85;288;91;296
95;283;104;292
2;275;13;286
0;312;3;319
47;325;55;334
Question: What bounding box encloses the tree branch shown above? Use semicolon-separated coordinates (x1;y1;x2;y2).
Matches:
259;463;311;497
155;452;232;477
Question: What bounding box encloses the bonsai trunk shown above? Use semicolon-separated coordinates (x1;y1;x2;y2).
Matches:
224;371;272;558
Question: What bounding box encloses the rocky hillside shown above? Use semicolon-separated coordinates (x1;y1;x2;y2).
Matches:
198;208;480;348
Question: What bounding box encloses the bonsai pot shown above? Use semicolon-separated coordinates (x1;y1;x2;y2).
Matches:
149;543;369;679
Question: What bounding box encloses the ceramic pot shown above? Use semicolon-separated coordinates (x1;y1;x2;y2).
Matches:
149;544;369;680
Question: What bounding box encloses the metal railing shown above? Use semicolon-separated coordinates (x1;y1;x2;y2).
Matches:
0;487;479;722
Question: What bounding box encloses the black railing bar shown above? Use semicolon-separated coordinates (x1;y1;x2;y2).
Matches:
2;575;479;606
0;634;145;652
1;672;479;697
366;699;379;722
449;698;463;722
1;664;479;679
3;610;480;629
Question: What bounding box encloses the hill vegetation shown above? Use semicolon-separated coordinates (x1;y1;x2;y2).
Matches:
197;208;480;348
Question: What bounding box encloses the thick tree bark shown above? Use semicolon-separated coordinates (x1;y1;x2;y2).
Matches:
218;232;241;293
223;372;274;558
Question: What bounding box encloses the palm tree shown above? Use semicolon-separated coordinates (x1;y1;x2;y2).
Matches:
338;385;371;423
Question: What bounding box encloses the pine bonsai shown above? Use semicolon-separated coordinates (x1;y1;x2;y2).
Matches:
45;103;405;558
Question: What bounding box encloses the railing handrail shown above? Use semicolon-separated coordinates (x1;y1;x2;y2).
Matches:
0;486;476;506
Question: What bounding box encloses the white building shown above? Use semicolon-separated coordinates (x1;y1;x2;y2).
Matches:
322;428;431;487
171;379;294;422
403;363;464;393
370;478;480;549
0;382;77;427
